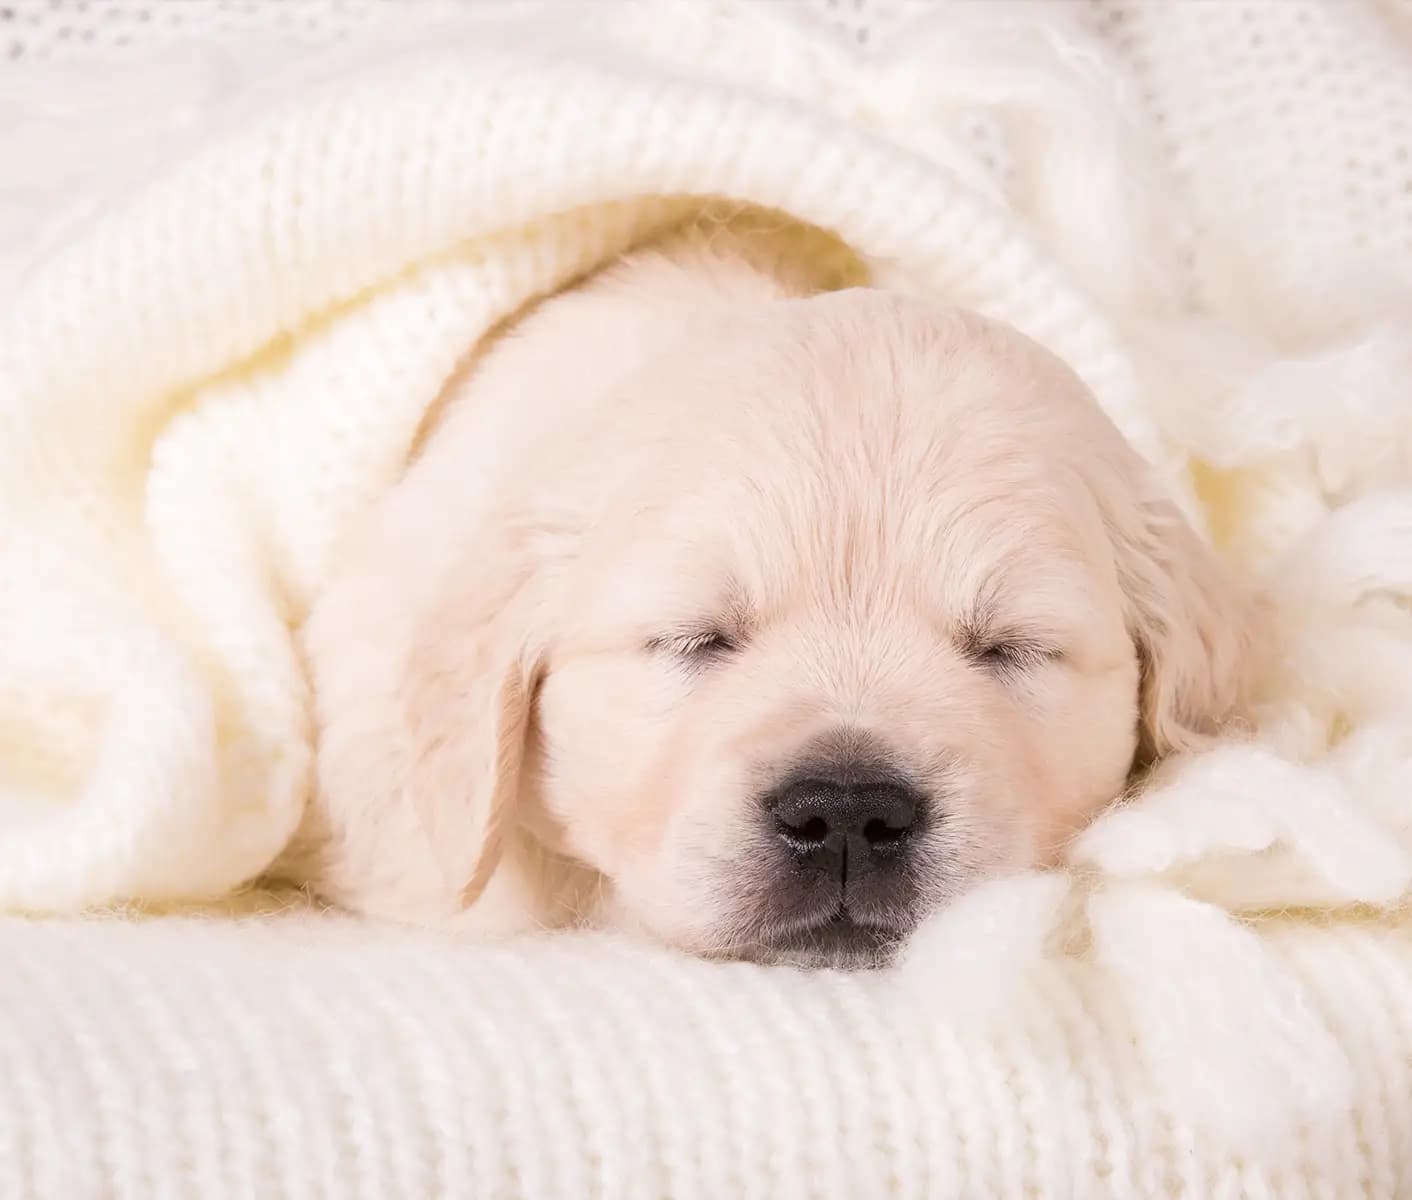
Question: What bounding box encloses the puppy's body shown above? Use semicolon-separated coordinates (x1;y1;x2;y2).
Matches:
279;228;1257;964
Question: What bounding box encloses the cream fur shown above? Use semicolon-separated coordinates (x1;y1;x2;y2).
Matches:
6;1;1412;1191
283;232;1256;961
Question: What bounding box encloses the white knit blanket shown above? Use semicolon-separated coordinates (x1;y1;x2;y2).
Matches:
3;1;1412;1195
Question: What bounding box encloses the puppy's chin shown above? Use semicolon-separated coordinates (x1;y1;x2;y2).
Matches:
643;923;907;971
596;885;915;970
729;918;908;971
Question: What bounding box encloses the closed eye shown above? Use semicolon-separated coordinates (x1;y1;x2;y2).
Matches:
967;634;1062;676
647;628;742;668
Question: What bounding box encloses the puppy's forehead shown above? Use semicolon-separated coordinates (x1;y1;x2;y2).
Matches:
734;475;1100;617
682;290;1089;431
587;291;1123;622
605;431;1103;632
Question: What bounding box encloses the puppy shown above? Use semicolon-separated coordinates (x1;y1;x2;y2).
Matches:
276;227;1259;967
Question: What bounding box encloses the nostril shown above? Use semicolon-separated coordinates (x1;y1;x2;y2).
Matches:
858;782;918;847
776;815;830;846
862;817;910;847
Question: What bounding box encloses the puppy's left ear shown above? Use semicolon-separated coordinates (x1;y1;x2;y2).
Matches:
1108;477;1265;765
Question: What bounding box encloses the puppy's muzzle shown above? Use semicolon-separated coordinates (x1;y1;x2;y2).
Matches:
751;734;931;965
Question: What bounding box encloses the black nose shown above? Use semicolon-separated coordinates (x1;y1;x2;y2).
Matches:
768;770;923;884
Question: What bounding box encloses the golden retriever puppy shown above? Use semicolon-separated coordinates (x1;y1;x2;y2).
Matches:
277;229;1259;967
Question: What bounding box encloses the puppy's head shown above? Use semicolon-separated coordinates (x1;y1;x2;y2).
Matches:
408;292;1259;965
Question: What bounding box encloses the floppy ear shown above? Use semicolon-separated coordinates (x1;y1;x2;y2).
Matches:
1108;481;1264;766
403;556;540;910
287;493;550;924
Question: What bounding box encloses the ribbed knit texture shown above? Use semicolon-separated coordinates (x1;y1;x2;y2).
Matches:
2;1;1412;1196
3;897;1410;1199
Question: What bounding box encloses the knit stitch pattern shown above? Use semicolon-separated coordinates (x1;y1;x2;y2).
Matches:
2;1;1411;1196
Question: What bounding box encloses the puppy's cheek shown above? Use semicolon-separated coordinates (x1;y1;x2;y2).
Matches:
610;756;764;947
922;695;1059;877
602;871;728;954
960;757;1047;873
534;655;689;877
1013;752;1069;868
1014;664;1139;858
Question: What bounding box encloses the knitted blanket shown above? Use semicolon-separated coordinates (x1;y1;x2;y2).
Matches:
3;1;1412;1195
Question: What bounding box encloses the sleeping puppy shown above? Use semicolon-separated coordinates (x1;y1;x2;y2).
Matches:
277;227;1260;967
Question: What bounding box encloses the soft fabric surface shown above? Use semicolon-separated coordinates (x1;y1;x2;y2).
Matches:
3;0;1412;1195
3;894;1410;1198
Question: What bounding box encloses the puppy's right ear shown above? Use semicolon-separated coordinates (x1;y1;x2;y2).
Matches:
291;500;548;924
403;556;540;909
